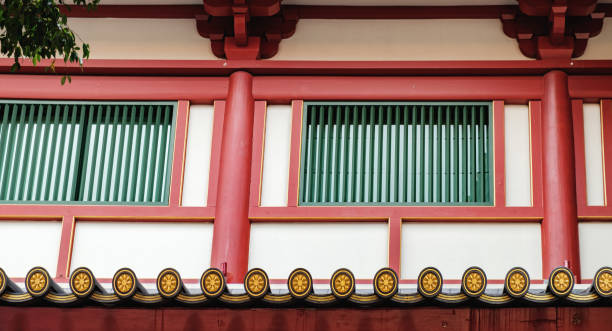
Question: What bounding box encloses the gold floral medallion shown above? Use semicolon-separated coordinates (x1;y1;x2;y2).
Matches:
244;269;268;298
201;268;225;298
505;268;529;298
509;273;526;293
594;268;612;297
116;274;133;294
331;269;354;298
72;272;91;293
418;268;442;297
288;268;312;298
374;268;398;298
549;267;573;297
29;272;47;292
160;273;178;294
462;267;486;297
553;272;570;292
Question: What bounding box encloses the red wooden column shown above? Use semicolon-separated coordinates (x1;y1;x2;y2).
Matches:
210;71;254;283
541;70;580;280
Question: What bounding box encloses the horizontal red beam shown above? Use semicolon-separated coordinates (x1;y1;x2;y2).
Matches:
249;206;543;221
0;205;215;221
253;76;543;103
5;59;612;76
569;76;612;99
0;74;227;103
58;4;612;19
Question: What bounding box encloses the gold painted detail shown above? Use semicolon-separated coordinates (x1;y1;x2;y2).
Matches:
597;271;612;293
291;273;309;294
552;272;570;293
72;272;91;294
377;273;395;294
204;273;222;294
334;274;352;294
161;273;178;294
248;274;265;293
0;272;4;290
29;272;47;293
509;272;526;293
421;272;439;293
115;273;134;294
466;272;483;293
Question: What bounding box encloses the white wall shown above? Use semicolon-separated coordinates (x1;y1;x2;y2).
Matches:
579;222;612;278
68;18;216;60
249;222;388;279
70;222;213;278
260;105;292;207
583;103;605;206
0;221;62;277
182;105;215;207
504;105;532;206
401;222;542;279
580;19;612;60
274;19;528;61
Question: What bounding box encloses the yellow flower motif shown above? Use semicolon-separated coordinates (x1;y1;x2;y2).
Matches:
334;274;352;294
377;273;395;293
161;273;177;294
248;274;265;293
291;273;309;293
598;272;612;292
509;272;526;293
29;272;47;292
73;272;91;293
421;272;439;293
553;272;570;292
466;272;483;293
205;273;221;293
116;273;133;294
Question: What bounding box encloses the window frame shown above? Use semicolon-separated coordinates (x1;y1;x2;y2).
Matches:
0;99;178;206
297;101;494;206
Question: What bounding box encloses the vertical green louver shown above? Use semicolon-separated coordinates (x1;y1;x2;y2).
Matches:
0;101;175;205
299;102;492;205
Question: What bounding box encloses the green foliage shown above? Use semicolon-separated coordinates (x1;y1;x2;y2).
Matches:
0;0;99;83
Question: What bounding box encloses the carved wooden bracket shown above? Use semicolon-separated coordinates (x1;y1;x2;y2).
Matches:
197;0;297;60
502;0;603;59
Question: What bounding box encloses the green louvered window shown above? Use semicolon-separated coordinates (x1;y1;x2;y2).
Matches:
299;102;492;206
0;101;175;205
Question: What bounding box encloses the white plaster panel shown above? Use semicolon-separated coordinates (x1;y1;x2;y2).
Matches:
0;221;62;277
273;19;528;61
70;222;213;278
401;222;542;279
581;19;612;60
579;222;612;278
249;222;388;279
182;105;214;207
260;105;292;207
67;18;216;60
583;103;605;206
504;105;532;207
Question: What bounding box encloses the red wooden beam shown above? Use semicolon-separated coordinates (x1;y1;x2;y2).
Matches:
210;71;254;282
541;71;581;280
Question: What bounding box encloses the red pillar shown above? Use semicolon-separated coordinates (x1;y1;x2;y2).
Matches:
541;70;580;280
211;71;254;282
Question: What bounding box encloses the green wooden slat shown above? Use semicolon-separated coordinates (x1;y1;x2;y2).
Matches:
299;102;491;205
0;100;174;205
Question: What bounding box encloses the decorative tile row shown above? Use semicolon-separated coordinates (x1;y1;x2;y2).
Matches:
1;265;611;307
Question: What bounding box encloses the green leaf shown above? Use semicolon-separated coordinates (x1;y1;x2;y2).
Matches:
61;75;66;85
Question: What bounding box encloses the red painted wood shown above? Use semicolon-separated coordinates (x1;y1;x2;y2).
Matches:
170;100;190;207
207;101;226;207
60;5;204;18
388;218;402;275
493;101;506;207
541;71;581;280
530;101;545;210
569;76;612;99
287;100;303;207
0;205;214;221
252;76;543;103
0;74;227;103
5;59;612;76
557;307;612;331
250;206;542;221
249;101;267;207
210;71;254;282
55;215;75;281
474;307;557;331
